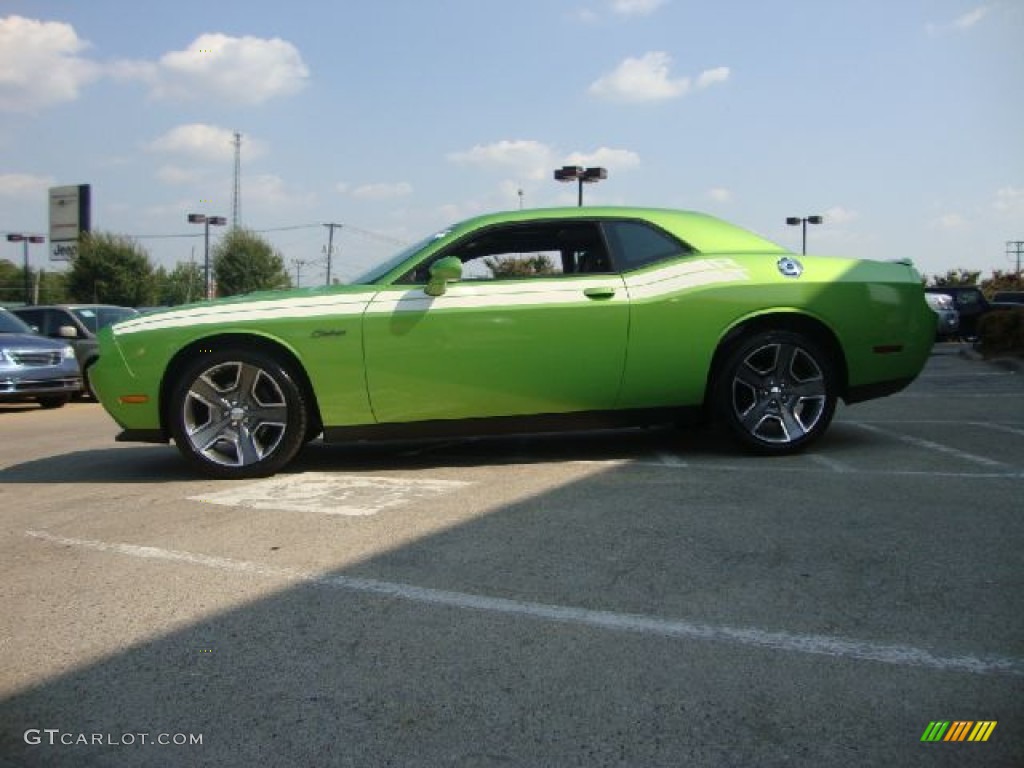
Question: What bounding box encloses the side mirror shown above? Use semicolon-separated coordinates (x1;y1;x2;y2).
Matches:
57;325;79;339
424;256;463;297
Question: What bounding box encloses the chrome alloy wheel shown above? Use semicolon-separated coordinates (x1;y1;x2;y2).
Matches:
181;361;289;468
730;341;827;445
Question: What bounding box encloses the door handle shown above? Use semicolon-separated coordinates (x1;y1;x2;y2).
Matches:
584;286;616;300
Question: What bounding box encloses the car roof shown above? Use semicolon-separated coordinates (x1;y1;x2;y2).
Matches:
445;207;788;254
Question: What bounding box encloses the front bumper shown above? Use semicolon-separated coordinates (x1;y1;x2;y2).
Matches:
0;375;82;401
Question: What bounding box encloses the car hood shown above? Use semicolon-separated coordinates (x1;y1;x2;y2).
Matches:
0;333;70;350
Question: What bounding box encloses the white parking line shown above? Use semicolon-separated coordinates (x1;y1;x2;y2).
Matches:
807;453;853;473
570;458;1022;479
849;423;1010;469
23;530;1024;677
974;422;1024;439
189;473;470;516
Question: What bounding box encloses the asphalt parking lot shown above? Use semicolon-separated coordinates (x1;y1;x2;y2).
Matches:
1;343;1022;767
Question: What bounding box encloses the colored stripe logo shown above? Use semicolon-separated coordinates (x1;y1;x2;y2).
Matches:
920;721;997;742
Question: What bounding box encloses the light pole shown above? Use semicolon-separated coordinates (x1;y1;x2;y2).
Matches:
554;166;607;207
785;215;823;255
6;233;46;305
187;214;227;299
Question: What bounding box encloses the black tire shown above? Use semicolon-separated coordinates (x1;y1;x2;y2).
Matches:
76;365;95;401
168;349;309;479
714;330;837;455
37;394;71;409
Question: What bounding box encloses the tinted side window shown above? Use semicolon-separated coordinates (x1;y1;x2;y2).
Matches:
602;220;693;272
14;309;44;333
398;221;610;283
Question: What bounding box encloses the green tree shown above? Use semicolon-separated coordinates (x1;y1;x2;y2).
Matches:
212;229;292;297
928;268;981;287
67;232;157;306
35;269;69;304
483;254;556;278
0;258;24;303
156;261;204;306
980;269;1024;299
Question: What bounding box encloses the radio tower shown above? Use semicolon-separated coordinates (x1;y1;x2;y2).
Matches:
232;131;242;229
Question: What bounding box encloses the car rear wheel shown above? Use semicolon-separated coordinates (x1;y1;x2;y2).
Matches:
168;349;309;479
716;330;836;454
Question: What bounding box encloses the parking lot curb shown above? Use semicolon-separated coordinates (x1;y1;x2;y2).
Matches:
958;345;1024;373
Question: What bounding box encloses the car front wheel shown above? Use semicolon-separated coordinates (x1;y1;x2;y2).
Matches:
716;330;836;454
37;394;71;409
168;349;309;479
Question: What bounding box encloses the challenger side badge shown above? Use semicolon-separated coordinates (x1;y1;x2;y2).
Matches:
777;256;803;278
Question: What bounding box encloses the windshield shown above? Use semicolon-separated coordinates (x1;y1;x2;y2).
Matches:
0;308;34;335
350;230;451;284
71;306;139;333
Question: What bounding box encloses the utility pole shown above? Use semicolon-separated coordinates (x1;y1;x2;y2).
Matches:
323;223;342;285
292;258;308;288
232;131;242;229
1007;240;1024;276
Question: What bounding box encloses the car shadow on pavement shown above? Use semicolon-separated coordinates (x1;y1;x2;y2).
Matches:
0;423;877;484
2;441;1022;768
0;446;196;483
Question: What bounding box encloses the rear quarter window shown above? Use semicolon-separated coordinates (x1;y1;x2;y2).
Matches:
602;220;694;272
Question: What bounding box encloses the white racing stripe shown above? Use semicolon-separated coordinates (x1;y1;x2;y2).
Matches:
24;530;1024;677
113;259;749;335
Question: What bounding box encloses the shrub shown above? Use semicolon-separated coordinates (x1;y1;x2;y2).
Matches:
976;307;1024;357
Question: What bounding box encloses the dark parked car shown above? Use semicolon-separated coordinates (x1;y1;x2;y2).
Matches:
12;304;139;397
923;286;1003;338
924;292;959;340
0;307;82;408
991;291;1024;306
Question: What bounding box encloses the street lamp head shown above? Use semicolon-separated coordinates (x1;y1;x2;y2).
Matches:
785;217;801;226
807;215;824;225
554;166;584;182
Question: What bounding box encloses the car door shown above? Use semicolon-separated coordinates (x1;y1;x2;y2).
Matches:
362;219;629;423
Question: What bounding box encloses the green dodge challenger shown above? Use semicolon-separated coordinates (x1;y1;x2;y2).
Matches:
91;207;934;478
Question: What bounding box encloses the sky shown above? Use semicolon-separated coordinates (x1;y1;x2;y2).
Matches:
1;0;1022;286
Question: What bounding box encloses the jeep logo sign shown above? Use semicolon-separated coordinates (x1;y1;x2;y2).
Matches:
51;242;77;261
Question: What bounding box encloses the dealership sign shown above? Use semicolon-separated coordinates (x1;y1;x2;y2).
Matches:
48;184;91;261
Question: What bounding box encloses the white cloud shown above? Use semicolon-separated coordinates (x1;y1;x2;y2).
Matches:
0;172;56;198
931;213;969;230
823;206;859;225
155;165;208;185
707;187;732;204
611;0;667;16
993;186;1024;215
564;147;641;170
927;5;991;35
954;5;990;29
0;16;100;112
588;52;729;103
147;124;265;163
696;66;730;89
448;139;557;180
114;33;308;106
589;52;687;102
346;182;414;201
245;174;314;208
